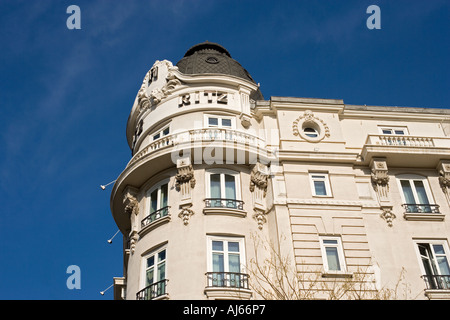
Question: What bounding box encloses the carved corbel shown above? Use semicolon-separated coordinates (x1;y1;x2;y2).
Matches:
380;206;396;227
175;157;196;225
253;208;268;230
250;163;270;229
370;158;390;202
123;186;139;254
175;157;195;199
250;162;269;197
437;160;450;205
123;186;139;216
128;230;139;254
178;205;195;226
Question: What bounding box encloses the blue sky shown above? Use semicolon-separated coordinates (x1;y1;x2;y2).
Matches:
0;0;448;299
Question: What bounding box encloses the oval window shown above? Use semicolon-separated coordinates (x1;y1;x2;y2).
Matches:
205;56;219;64
304;127;318;138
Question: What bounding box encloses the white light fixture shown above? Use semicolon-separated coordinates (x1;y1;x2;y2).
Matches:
100;180;116;190
100;284;113;295
107;230;120;244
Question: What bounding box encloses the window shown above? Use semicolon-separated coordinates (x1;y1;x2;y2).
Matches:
142;181;169;227
205;115;235;129
379;127;408;135
138;246;167;299
206;236;248;288
153;126;170;141
415;241;450;290
319;236;346;273
205;169;242;209
397;175;437;214
310;173;332;197
304;127;319;138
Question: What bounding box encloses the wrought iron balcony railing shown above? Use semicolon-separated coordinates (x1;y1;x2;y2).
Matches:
136;279;168;300
206;272;250;289
422;275;450;290
402;204;440;214
204;198;244;210
141;206;170;228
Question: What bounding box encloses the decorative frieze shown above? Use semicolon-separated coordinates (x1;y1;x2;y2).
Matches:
137;60;182;114
150;71;181;106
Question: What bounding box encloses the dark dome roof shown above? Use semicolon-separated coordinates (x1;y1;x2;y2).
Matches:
176;42;263;100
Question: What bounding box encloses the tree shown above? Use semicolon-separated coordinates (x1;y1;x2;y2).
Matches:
247;234;415;300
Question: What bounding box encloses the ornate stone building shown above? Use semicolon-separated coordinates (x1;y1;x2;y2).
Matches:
110;42;450;300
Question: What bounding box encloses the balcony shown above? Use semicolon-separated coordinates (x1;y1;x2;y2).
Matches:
361;134;450;167
136;279;169;300
203;198;246;217
204;272;252;300
111;128;268;235
129;128;268;168
206;272;250;288
422;275;450;300
402;204;444;221
140;206;171;234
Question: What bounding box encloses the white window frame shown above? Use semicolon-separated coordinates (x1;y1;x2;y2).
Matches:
378;126;409;135
303;127;319;138
319;236;347;273
146;179;170;214
396;174;435;207
204;114;236;129
140;245;168;290
413;239;450;279
309;173;332;197
205;169;241;200
206;236;246;274
152;125;170;141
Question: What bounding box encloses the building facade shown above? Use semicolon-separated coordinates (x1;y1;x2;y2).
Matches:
110;42;450;300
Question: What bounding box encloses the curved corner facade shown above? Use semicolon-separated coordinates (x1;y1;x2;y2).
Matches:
111;42;450;300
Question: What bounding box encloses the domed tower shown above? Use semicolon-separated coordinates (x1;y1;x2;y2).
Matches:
110;42;276;300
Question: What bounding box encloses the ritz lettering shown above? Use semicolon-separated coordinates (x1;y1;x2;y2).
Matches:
178;90;228;107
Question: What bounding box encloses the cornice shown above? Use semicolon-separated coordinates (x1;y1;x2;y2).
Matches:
341;104;450;121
